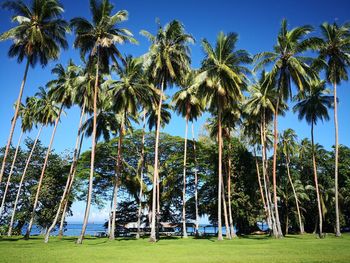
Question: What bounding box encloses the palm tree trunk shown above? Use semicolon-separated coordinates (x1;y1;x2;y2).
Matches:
110;122;124;240
44;104;86;243
77;59;99;245
25;106;63;239
0;131;23;216
136;110;147;239
0;60;30;185
285;199;289;235
8;126;43;236
272;100;283;237
192;125;199;235
333;82;341;237
254;148;268;217
311;121;323;238
150;80;164;242
285;155;304;234
182;112;189;238
226;131;235;238
221;179;231;239
217;105;223;241
260;114;274;235
192;123;199;235
58;121;85;238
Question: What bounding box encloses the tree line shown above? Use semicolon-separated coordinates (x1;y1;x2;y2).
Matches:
0;0;350;244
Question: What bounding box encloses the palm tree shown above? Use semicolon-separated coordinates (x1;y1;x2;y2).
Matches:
314;22;350;237
44;61;86;243
70;0;136;244
107;56;151;240
198;31;251;240
293;79;333;237
173;70;204;238
280;128;304;234
25;87;63;239
0;0;68;186
7;96;44;236
141;20;193;242
254;19;318;237
244;71;277;236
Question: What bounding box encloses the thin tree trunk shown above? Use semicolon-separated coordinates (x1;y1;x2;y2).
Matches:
77;59;99;244
58;120;85;238
333;82;341;237
110;122;124;240
217;105;223;241
0;131;23;216
44;104;86;243
272;99;283;237
285;199;289;235
0;60;30;185
221;179;231;239
8;126;43;236
311;122;323;238
285;155;304;234
192;123;199;235
260;114;274;235
227;132;235;238
254;148;267;217
150;81;164;242
136;110;147;239
182;112;189;238
25;106;63;239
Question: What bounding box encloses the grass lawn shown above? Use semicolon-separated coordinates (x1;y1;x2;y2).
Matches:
0;234;349;263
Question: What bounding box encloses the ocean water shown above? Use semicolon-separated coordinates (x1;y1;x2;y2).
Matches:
24;222;267;236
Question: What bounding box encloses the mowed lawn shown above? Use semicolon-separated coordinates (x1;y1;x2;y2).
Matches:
0;234;349;263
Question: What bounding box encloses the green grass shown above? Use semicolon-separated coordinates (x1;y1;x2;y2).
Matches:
0;234;349;263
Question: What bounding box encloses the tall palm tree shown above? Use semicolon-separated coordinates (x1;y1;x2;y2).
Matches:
25;86;63;239
314;22;350;237
7;96;44;236
254;19;318;237
198;31;251;240
70;0;136;244
107;56;151;240
280;128;304;234
173;70;204;238
244;70;277;236
293;79;333;237
141;20;193;242
44;62;86;243
0;0;68;186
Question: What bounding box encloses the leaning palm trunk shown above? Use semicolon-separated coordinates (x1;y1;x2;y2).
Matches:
110;122;124;240
44;105;86;243
182;111;189;238
285;155;304;234
58;125;85;238
217;105;223;241
254;148;268;219
221;180;231;239
77;59;99;245
8;126;43;236
333;82;341;237
192;123;200;235
272;101;283;237
150;81;164;242
0;60;30;185
136;110;147;239
261;112;276;235
0;131;23;216
25;106;63;239
227;131;235;238
311;122;323;238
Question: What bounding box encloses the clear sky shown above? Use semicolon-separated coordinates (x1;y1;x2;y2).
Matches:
1;0;350;223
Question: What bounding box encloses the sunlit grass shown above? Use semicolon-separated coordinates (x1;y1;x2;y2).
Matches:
0;233;349;263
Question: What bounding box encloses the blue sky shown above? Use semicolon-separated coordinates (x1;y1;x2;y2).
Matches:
1;0;350;223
